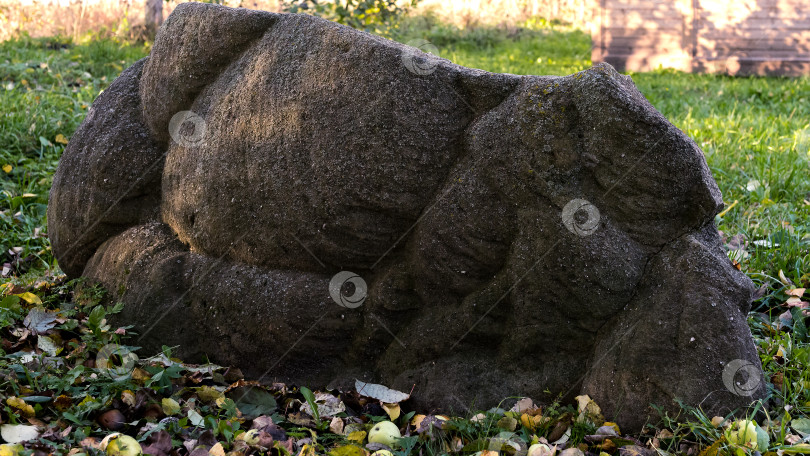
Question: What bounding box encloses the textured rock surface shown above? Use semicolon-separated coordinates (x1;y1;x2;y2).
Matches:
48;2;766;430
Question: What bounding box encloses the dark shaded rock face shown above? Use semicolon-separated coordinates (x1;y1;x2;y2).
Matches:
48;3;766;430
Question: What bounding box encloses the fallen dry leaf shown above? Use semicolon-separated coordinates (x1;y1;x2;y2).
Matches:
787;288;806;297
329;416;344;435
382;402;400;420
355;380;410;403
208;442;226;456
0;423;40;443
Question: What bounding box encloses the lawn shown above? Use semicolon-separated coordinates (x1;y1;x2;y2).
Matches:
0;15;809;456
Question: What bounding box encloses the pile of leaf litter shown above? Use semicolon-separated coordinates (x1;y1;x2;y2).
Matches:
1;277;810;456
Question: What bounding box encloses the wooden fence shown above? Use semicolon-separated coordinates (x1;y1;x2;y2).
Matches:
591;0;810;76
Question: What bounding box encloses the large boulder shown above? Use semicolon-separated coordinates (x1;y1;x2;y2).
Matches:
48;2;766;430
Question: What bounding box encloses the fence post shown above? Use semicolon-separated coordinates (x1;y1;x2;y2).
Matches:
145;0;163;38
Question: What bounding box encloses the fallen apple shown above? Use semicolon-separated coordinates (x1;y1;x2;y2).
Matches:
98;409;126;431
236;429;261;446
0;444;23;456
368;421;401;448
371;451;394;456
725;420;758;456
102;433;142;456
527;443;554;456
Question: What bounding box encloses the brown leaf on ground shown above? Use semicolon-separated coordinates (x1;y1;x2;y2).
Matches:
141;430;172;456
619;445;654;456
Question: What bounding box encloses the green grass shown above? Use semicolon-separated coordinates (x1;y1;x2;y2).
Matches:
633;71;810;289
0;15;809;455
393;14;593;75
0;35;150;276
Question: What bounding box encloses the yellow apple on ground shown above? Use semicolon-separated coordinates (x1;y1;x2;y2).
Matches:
725;420;758;456
0;444;24;456
528;443;554;456
368;421;401;447
102;434;142;456
236;429;261;446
